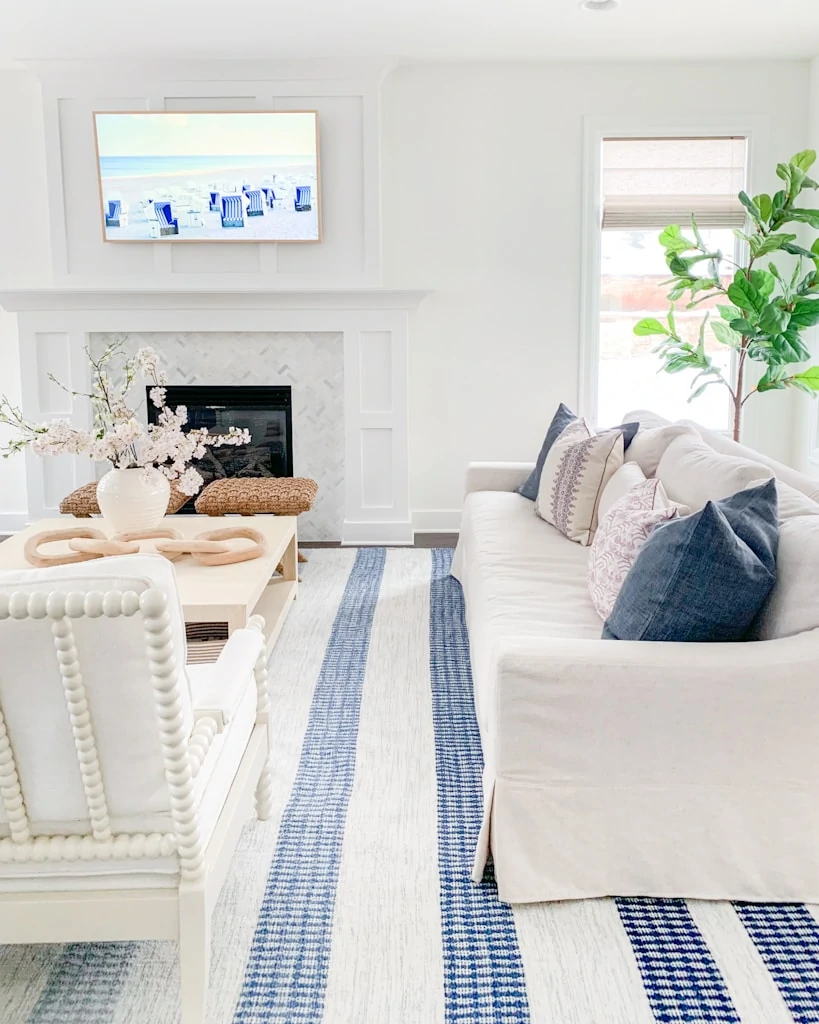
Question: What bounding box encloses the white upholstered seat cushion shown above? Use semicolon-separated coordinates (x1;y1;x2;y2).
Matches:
454;491;602;734
0;664;257;891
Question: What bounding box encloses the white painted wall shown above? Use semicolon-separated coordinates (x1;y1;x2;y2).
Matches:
382;61;812;527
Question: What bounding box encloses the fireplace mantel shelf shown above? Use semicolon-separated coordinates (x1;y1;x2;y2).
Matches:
0;288;431;313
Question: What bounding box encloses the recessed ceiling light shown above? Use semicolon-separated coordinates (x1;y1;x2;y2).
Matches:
580;0;620;10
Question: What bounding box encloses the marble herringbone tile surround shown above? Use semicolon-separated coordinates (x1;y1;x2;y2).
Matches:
90;332;345;541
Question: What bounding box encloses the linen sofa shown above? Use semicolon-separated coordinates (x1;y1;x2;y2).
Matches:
451;410;819;904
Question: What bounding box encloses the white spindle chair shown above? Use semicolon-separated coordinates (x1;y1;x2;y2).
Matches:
0;554;273;1024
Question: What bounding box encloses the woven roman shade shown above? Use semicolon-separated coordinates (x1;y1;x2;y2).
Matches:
601;137;747;230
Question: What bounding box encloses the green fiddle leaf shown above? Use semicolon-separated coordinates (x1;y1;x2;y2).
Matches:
711;320;742;349
739;191;763;223
782;242;818;259
730;318;759;336
812;238;819;260
690;215;705;250
784;208;819;228
750;269;776;299
776;162;793;186
791;366;819;390
752;193;773;223
788;299;819;328
633;318;669;337
803;176;819;190
689;379;721;402
757;369;787;392
792;149;817;172
781;328;812;362
727;271;762;313
667;305;676;336
750;232;797;258
717;303;741;322
659;224;696;253
757;303;791;336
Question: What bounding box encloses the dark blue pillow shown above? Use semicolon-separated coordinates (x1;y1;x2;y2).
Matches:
603;479;779;642
518;404;639;501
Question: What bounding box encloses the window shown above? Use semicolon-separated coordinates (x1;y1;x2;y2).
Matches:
596;137;748;431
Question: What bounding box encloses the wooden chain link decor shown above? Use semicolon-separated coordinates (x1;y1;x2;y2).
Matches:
23;526;268;569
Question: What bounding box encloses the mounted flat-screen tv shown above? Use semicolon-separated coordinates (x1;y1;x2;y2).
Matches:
93;111;320;243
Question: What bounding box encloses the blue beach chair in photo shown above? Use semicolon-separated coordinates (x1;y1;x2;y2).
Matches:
155;201;179;236
104;199;121;227
221;194;244;228
245;190;264;217
209;190;221;212
295;186;312;211
261;187;277;207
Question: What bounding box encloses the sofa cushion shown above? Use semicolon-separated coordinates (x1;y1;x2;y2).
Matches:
756;515;819;639
518;403;638;501
597;462;647;520
657;433;772;512
535;424;625;546
604;480;779;642
776;481;819;521
457;491;603;726
624;423;701;477
588;480;683;621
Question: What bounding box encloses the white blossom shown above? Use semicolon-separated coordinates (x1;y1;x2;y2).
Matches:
0;342;250;485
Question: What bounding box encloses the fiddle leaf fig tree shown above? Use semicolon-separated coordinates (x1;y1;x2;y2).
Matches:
634;149;819;441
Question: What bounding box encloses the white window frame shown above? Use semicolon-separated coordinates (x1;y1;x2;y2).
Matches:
578;116;764;426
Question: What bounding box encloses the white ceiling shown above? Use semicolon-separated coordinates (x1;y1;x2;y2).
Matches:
2;0;819;63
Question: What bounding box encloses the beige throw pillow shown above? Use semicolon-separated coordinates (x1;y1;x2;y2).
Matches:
597;462;647;520
535;422;625;545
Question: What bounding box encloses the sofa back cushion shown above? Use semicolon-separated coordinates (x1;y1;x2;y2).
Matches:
597;462;647;520
756;515;819;639
624;423;701;478
657;434;772;512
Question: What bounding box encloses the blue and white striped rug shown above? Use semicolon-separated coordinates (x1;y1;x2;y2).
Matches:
3;548;819;1023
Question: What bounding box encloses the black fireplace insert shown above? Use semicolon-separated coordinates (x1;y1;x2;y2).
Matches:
147;384;293;510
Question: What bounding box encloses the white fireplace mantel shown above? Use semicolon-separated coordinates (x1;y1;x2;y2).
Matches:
0;290;430;313
3;288;430;545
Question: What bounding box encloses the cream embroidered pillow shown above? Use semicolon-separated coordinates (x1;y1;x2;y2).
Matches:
535;422;625;545
587;479;682;620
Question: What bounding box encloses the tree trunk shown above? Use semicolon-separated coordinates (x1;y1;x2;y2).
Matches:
733;349;746;442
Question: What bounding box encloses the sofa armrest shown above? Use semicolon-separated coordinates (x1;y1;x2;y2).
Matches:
189;624;265;728
491;632;819;786
465;461;534;497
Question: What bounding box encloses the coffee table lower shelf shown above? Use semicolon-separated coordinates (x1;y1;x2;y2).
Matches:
186;577;298;664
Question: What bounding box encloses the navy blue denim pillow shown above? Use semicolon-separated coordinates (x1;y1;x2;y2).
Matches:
518;405;639;502
603;479;779;642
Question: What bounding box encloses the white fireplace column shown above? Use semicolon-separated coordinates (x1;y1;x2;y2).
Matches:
1;291;427;545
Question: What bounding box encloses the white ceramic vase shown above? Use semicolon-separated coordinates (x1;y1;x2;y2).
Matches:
96;467;170;534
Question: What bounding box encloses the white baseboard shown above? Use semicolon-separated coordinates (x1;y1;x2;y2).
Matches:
342;519;414;546
411;509;461;534
0;513;28;534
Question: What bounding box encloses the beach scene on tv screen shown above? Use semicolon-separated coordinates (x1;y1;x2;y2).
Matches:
95;111;320;242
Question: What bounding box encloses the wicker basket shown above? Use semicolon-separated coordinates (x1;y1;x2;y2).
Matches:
60;480;190;518
194;477;318;517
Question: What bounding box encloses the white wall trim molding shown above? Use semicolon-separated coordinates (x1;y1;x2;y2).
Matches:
9;291;425;545
0;290;429;312
411;508;461;534
577;114;767;425
31;59;391;291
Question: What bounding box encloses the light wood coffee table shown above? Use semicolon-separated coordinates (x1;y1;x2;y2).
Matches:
0;515;298;659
